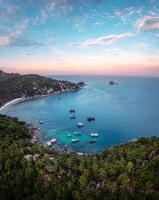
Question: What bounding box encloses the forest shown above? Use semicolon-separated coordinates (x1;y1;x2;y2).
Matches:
0;70;79;107
0;114;159;200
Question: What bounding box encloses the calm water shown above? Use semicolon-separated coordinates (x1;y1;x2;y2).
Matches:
1;75;159;153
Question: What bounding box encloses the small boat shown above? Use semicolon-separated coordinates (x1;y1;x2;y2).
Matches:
70;115;76;119
73;132;82;136
50;139;57;144
58;97;61;100
90;133;99;137
77;122;84;127
46;138;57;147
67;134;72;138
72;139;80;143
69;109;75;113
89;139;97;144
39;121;43;124
87;116;95;121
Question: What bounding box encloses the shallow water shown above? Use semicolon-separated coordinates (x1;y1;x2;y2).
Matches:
2;75;159;153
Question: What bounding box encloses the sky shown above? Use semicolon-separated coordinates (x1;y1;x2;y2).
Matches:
0;0;159;76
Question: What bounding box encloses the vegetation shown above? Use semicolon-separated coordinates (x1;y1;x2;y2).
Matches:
0;70;80;107
0;69;20;82
0;114;159;200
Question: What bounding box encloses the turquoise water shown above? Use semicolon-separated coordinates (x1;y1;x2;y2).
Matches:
1;75;159;153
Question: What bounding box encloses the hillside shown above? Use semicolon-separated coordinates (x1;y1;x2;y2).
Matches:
0;70;80;107
0;114;159;200
0;69;20;82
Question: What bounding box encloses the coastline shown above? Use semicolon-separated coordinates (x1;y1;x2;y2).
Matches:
0;88;79;112
0;98;25;112
0;87;85;154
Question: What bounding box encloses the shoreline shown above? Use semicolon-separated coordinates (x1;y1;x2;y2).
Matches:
0;98;25;112
0;88;79;113
0;87;86;155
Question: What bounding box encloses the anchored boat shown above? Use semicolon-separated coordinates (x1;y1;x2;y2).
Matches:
70;115;76;119
73;132;82;136
46;138;57;147
69;109;75;113
87;116;95;121
67;134;72;138
50;139;57;144
72;139;80;143
77;122;84;127
90;133;99;137
89;139;97;144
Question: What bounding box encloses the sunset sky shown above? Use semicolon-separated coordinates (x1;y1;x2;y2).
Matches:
0;0;159;76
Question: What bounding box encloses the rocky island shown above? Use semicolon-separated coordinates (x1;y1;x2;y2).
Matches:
108;80;119;86
0;70;83;108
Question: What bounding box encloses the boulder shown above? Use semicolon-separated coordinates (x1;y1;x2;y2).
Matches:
148;151;156;160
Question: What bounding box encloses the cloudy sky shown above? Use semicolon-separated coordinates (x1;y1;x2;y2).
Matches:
0;0;159;75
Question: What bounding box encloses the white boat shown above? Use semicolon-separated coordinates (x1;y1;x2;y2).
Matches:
46;138;57;147
90;133;99;137
73;132;82;136
67;134;72;138
77;122;84;127
50;139;57;144
72;139;80;143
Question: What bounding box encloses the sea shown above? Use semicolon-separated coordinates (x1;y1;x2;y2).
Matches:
1;75;159;154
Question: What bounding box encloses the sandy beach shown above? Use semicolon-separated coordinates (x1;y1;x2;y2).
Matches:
0;98;25;112
0;88;78;113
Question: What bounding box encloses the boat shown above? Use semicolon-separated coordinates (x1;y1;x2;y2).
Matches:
72;139;80;143
69;109;75;113
39;121;43;124
50;139;57;144
73;132;82;136
89;139;97;144
67;134;72;138
77;122;84;127
70;115;76;119
46;138;57;147
58;97;61;100
90;133;99;137
87;116;95;121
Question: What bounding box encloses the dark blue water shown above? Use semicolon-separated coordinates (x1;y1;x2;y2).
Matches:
1;75;159;153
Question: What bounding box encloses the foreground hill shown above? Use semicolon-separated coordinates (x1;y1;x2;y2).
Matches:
0;115;159;200
0;70;80;107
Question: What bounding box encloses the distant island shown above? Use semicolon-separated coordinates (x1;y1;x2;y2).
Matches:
1;114;159;199
108;80;119;86
0;70;83;109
